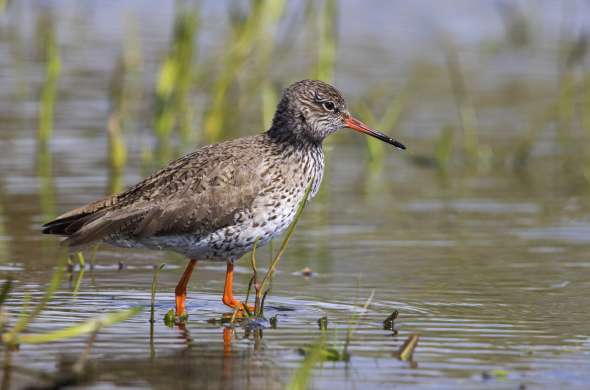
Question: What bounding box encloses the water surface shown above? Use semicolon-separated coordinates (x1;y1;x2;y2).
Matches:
1;1;590;389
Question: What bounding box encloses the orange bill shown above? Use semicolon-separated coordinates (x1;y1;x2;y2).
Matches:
344;114;406;150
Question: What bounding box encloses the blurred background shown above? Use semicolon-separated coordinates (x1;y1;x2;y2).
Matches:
1;1;590;389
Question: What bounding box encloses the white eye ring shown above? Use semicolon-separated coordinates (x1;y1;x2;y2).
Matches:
322;101;336;112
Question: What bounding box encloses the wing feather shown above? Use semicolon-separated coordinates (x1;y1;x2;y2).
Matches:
43;135;269;248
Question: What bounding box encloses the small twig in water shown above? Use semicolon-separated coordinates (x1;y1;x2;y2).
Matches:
396;334;419;361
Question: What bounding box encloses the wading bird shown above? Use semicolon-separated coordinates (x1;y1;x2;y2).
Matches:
42;80;405;318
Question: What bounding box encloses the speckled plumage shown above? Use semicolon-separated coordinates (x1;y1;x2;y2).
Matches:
102;134;324;261
42;80;344;262
42;79;407;316
43;80;405;263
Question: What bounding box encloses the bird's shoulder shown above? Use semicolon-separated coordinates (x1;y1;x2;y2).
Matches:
121;135;270;206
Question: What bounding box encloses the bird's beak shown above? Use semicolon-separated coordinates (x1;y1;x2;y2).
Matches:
344;114;406;150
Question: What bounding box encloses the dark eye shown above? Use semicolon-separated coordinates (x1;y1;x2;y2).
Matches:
322;101;336;112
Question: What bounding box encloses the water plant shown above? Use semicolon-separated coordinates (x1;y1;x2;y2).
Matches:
150;264;166;325
107;20;142;197
37;19;61;147
356;83;412;164
287;334;328;390
244;184;312;318
434;126;454;172
153;7;198;163
71;252;86;298
313;0;337;83
442;37;481;168
204;0;285;141
0;256;142;347
37;141;56;221
0;253;142;389
36;15;59;222
287;291;378;389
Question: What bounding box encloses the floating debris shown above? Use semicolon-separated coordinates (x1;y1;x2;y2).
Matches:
383;310;399;330
481;369;510;380
269;315;278;329
318;316;328;331
300;266;313;277
395;334;419;361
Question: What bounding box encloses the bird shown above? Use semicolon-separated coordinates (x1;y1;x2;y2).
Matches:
42;79;406;318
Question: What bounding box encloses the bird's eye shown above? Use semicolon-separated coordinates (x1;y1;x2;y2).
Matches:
322;101;336;112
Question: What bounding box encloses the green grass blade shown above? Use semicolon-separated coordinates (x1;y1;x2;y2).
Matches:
258;184;312;303
0;278;13;308
287;335;327;390
3;307;142;345
150;264;166;324
8;256;66;339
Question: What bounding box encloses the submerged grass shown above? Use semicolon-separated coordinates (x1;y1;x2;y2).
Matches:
71;253;86;298
287;334;327;390
150;264;166;325
3;308;141;345
5;256;67;342
342;290;374;359
287;291;377;388
1;256;142;347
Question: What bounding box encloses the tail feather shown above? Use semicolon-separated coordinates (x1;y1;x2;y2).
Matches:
42;194;121;245
42;214;91;236
63;217;124;247
51;207;147;247
41;211;112;246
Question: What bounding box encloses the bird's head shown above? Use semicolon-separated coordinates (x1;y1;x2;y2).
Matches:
269;79;405;150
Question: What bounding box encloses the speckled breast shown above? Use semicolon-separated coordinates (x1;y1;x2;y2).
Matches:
109;142;325;262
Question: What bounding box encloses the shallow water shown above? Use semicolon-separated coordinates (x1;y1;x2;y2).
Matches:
1;1;590;389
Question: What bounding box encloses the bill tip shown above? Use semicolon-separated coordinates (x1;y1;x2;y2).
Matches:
394;141;406;150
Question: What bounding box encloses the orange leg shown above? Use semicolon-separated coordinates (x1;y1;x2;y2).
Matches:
175;259;197;317
222;261;254;312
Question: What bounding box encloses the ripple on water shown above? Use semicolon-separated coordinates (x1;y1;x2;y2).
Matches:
512;223;590;244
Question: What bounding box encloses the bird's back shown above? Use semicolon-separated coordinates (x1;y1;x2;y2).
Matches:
43;135;270;246
42;132;323;259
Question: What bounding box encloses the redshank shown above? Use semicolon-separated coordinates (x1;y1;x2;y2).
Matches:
42;80;405;317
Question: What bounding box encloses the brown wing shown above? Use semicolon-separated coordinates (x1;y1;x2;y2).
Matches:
42;136;268;247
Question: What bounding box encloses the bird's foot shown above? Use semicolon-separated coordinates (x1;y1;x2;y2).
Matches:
173;294;190;323
175;311;189;325
223;296;255;316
